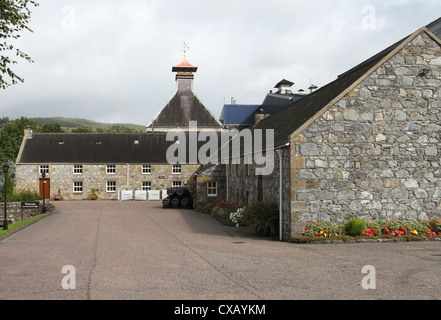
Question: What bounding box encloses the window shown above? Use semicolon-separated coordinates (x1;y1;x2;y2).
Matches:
142;165;152;174
73;165;83;174
39;165;49;175
172;164;182;174
106;165;116;174
73;182;83;193
142;182;151;191
107;181;116;193
172;181;182;188
207;181;217;197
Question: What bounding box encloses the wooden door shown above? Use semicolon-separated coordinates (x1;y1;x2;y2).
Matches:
39;179;50;199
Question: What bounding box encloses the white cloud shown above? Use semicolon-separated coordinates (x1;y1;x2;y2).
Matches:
1;0;440;124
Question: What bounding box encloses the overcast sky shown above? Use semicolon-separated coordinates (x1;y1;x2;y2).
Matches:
1;0;440;126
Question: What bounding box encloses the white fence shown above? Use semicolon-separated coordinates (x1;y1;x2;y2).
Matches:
118;190;165;201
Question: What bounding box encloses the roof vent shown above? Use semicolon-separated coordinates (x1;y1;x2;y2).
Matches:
96;141;102;145
58;141;64;145
134;140;139;145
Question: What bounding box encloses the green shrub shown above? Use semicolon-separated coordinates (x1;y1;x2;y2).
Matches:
6;190;42;202
345;218;367;236
243;201;278;233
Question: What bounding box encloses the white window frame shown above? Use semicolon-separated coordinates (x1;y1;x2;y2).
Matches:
172;181;182;188
106;165;116;174
142;181;152;191
39;165;49;175
207;181;217;197
142;165;152;175
73;165;83;175
106;181;116;193
172;164;182;174
73;181;83;193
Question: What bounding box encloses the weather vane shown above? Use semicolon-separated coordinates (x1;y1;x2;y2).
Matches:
183;41;189;55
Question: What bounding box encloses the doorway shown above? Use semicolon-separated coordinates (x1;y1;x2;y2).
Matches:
39;178;50;199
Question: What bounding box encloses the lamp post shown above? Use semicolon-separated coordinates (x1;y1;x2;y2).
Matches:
2;163;10;230
41;171;46;213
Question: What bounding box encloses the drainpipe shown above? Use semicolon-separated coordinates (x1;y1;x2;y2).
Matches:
275;149;283;241
127;163;129;189
225;158;229;202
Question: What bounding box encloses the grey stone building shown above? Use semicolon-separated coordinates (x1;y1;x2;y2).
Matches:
229;17;441;240
15;55;223;202
15;129;202;200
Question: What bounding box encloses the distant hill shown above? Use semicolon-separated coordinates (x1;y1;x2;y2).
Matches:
30;117;145;132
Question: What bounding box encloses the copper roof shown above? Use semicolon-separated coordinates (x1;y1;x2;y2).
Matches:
172;55;198;73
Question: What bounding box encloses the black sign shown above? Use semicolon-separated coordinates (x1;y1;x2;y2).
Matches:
21;202;40;209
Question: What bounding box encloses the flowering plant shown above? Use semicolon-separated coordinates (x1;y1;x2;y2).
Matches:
230;208;244;227
211;198;239;219
53;188;63;200
301;218;441;241
201;203;214;214
303;221;345;238
88;188;99;200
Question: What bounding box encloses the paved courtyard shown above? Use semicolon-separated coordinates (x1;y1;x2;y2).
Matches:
0;200;440;300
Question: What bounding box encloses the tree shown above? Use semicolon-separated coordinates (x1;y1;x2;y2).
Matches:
0;0;39;89
39;123;64;133
0;172;14;201
0;117;37;164
0;117;10;127
71;126;95;133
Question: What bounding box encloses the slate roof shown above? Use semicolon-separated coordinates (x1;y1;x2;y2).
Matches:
427;17;441;39
261;93;303;109
254;17;441;148
220;93;303;126
149;89;222;129
148;56;222;129
17;132;215;164
220;105;261;125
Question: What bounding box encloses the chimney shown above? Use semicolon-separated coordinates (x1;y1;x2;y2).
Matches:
24;125;33;139
254;107;270;125
172;55;198;92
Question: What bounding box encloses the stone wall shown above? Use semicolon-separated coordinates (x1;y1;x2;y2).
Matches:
0;200;44;225
194;164;226;210
290;32;441;230
16;163;201;200
227;147;291;240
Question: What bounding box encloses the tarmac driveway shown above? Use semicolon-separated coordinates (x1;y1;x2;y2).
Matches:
0;200;440;300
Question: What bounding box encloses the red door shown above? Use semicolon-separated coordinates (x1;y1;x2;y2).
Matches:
39;179;50;199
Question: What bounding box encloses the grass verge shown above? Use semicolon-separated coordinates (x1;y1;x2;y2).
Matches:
0;214;46;240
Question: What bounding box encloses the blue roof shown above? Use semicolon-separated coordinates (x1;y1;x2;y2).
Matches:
222;105;261;125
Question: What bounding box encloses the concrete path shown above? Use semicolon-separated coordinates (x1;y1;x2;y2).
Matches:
0;200;440;300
